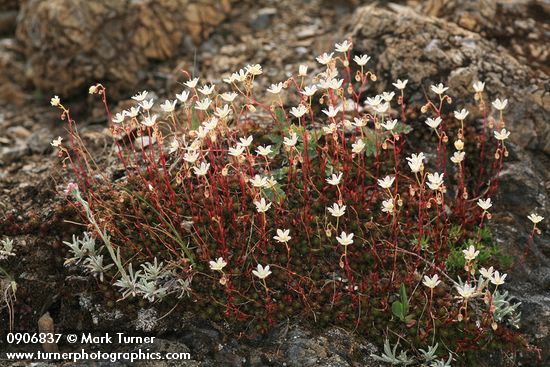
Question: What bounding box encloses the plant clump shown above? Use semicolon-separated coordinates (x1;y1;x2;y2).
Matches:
52;40;544;364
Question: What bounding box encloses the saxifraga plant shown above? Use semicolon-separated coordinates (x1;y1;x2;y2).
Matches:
51;39;544;363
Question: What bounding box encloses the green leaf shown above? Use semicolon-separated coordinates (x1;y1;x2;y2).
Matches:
392;301;404;320
190;108;200;130
274;107;287;125
362;128;377;157
400;284;409;313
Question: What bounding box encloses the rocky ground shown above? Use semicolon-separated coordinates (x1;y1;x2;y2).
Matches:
0;0;549;366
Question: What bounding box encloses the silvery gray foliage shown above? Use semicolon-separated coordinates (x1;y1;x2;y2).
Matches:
371;339;414;365
0;237;15;260
63;232;99;264
493;290;521;329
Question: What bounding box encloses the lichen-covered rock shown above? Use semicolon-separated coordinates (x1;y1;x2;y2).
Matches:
347;4;550;154
15;0;231;96
0;38;29;106
416;0;550;74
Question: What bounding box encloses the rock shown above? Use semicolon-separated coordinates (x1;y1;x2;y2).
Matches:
347;4;550;154
0;10;17;35
38;312;59;353
15;0;232;97
415;0;550;74
250;7;277;31
26;127;54;154
0;38;28;107
0;145;28;164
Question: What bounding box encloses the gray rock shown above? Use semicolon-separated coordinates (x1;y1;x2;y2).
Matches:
26;127;53;154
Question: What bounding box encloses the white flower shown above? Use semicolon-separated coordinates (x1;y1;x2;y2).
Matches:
209;257;227;271
266;176;277;188
223;74;235;84
406;152;425;173
423;274;442;289
193;162;210;176
326;172;343;186
141;114;158;127
381;91;395;102
197;84;215;96
112;112;125;124
450;151;465;164
377;175;395;189
527;213;544;224
273;229;291;243
290;105;308;118
126;106;140;118
140;99;154;110
392;79;408;90
249;175;268;188
490;271;507;286
454;139;464;151
196;126;209;139
231;69;248;82
479;266;494;279
319;78;344;90
353;117;367;127
323;123;338;135
176;90;190;103
169;139;180;154
254;198;272;213
477;198;492;211
298;64;308;77
203;116;218;130
322;105;341;118
184;77;199;89
335;40;352;53
89;84;99;94
267;82;284;94
492;98;508;111
352;139;365;154
252;264;272;279
245;64;262;76
373;102;389;114
283;132;298;147
494;128;510;141
381;198;394;213
381;119;398;131
131;91;148;102
365;95;382;107
228;145;246;157
473;81;485;93
353;54;370;66
215;105;231;118
301;85;318;97
256;145;273;157
161;99;177;113
431;83;448;95
221;92;238;102
455;283;476;300
454;109;469;120
427;172;444;191
336;231;354;246
462;245;480;261
195;98;212;111
183;150;200;163
327;203;346;218
51;136;63;147
238;136;253;148
425;116;442;129
316;52;334;64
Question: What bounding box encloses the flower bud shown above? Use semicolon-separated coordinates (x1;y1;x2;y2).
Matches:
454;139;464;150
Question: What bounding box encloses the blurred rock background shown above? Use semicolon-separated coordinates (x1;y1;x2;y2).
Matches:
0;0;548;365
